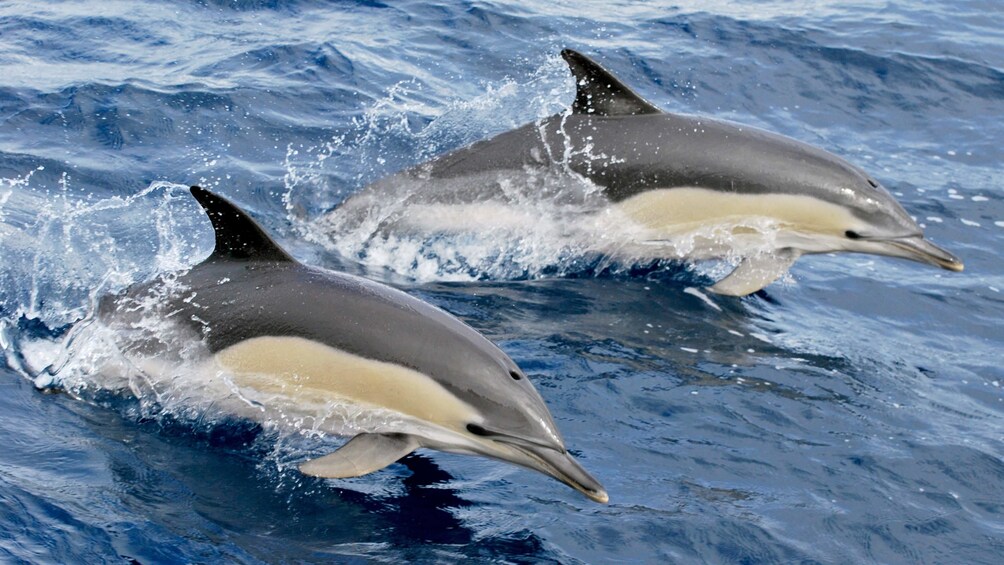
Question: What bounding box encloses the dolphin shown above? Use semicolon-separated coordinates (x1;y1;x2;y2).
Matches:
334;49;962;295
98;186;607;503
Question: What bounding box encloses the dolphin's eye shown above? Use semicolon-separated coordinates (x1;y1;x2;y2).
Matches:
467;423;489;436
509;370;523;381
867;178;879;188
845;230;862;239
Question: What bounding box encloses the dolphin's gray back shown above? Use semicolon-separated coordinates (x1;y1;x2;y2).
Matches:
553;115;871;201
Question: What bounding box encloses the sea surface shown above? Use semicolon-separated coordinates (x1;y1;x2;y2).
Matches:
2;1;1003;563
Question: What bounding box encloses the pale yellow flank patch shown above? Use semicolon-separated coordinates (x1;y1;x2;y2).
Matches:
215;336;479;428
616;187;861;235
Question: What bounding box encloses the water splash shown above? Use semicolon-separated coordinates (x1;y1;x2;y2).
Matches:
0;177;208;327
0;171;449;476
279;55;575;215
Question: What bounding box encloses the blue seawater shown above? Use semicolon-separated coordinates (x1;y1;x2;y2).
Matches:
2;1;1003;563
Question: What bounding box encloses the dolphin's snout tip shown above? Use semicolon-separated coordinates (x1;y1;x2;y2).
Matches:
924;242;964;272
938;251;965;272
588;488;610;504
943;259;965;273
573;477;609;504
544;449;608;504
888;236;964;273
515;442;608;503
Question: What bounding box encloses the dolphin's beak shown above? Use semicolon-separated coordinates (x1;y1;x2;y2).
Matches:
513;444;609;503
885;236;964;272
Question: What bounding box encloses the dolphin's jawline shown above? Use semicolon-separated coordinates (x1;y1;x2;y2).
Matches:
506;441;610;504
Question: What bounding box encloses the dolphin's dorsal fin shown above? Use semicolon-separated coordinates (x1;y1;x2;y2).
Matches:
561;49;661;116
190;186;294;262
299;433;419;478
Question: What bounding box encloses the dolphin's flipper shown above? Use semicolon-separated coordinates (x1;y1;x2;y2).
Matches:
560;49;661;116
709;250;800;296
299;433;420;478
190;185;294;263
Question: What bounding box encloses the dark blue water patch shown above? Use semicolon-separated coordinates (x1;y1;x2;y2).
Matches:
197;42;357;85
0;479;129;564
12;315;74;342
0;375;251;564
562;257;703;284
1;78;374;193
0;14;171;62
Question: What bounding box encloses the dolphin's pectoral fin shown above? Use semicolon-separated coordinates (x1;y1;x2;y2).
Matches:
709;250;799;296
299;433;419;479
560;49;661;117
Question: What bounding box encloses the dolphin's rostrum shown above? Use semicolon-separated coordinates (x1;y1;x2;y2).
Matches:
99;186;607;503
335;49;963;295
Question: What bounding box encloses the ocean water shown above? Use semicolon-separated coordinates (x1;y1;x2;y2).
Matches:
2;1;1003;563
